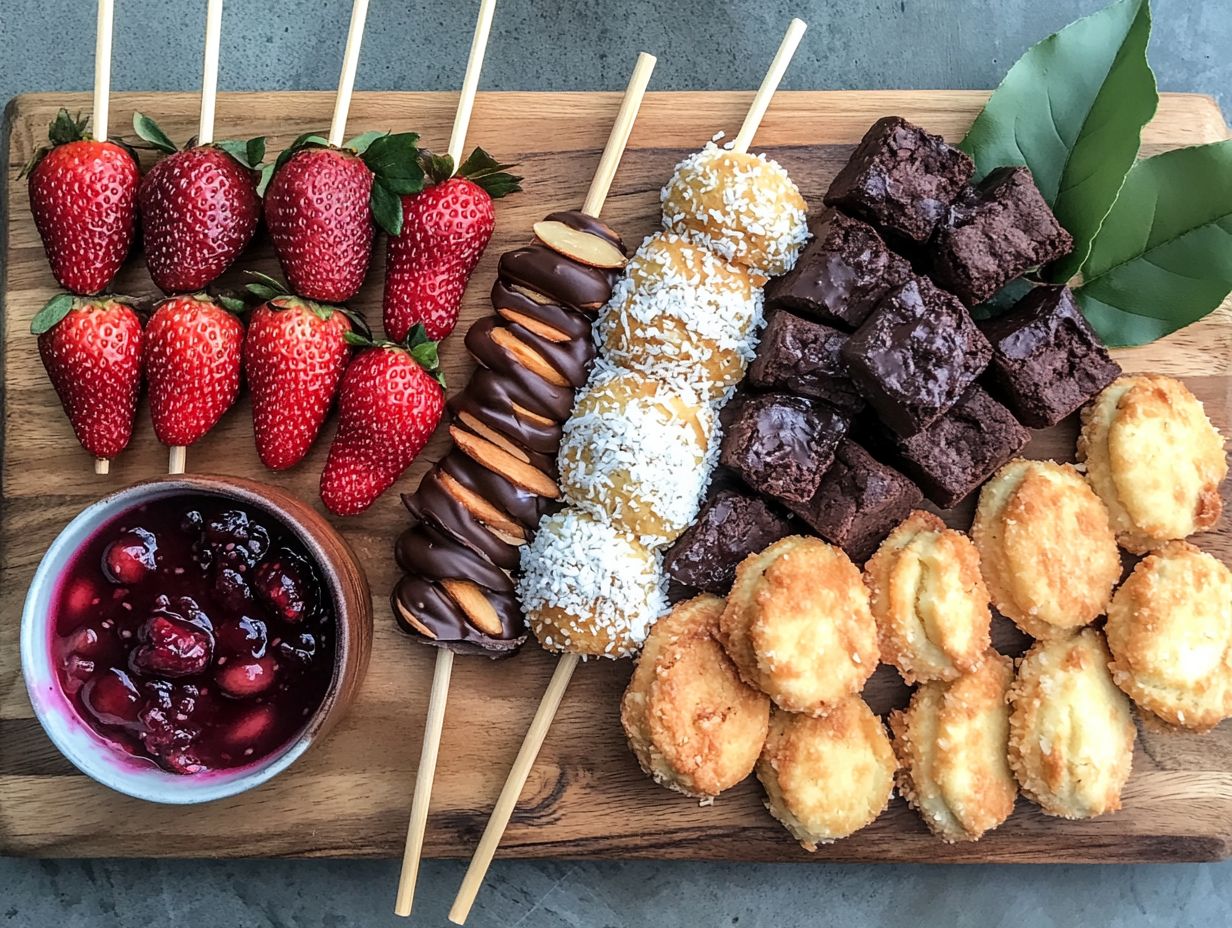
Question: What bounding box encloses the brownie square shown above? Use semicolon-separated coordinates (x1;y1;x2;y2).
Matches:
663;489;795;595
843;276;992;438
786;440;922;563
824;116;974;243
892;386;1030;508
747;309;865;414
765;208;914;328
719;392;850;505
931;167;1074;305
980;285;1121;428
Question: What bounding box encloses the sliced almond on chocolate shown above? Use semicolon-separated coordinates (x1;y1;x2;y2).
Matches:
437;471;526;541
496;307;570;343
455;412;531;464
450;425;561;499
394;599;437;640
533;220;627;269
507;283;556;305
512;401;556;428
440;578;506;638
489;327;569;387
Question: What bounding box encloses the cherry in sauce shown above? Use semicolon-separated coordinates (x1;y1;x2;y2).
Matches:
51;496;336;775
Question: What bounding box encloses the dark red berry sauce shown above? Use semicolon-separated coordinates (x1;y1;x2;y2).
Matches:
51;495;336;775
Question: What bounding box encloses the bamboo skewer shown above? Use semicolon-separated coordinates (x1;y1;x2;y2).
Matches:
732;17;806;154
328;0;371;147
393;1;502;917
92;0;116;477
446;50;658;928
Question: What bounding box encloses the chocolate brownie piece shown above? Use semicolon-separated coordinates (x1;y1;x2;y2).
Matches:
843;276;992;438
931;167;1074;305
786;440;922;563
765;208;914;328
892;386;1030;508
980;284;1121;428
719;392;850;505
747;309;864;414
663;489;795;595
825;116;974;243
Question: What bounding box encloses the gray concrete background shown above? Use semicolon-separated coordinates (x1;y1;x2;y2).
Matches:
2;1;1230;926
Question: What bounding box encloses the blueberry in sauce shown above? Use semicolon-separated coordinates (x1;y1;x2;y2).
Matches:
52;495;336;775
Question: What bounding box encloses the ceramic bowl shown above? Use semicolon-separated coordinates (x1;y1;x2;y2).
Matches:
20;474;372;804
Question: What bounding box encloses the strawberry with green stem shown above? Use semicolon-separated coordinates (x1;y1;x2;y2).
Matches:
20;109;140;295
132;113;264;295
319;325;446;516
383;148;521;342
263;131;425;305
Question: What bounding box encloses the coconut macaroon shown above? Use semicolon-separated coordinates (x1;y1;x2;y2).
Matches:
1008;629;1136;819
865;510;992;684
620;594;770;800
1078;373;1226;554
518;507;667;659
558;366;716;546
595;231;764;400
890;653;1017;843
1105;541;1232;731
660;142;809;278
720;535;878;717
757;699;896;850
972;459;1121;640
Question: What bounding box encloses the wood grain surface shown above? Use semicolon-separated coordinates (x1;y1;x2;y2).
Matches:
2;90;1230;862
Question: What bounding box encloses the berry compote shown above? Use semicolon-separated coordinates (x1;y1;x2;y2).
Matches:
51;495;336;775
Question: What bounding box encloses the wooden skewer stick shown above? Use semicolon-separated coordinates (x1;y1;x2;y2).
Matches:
167;0;227;476
732;17;807;154
91;0;114;143
328;0;371;147
446;0;498;169
446;50;657;928
392;3;501;918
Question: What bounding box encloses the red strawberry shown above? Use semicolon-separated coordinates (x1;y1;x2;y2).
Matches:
133;114;263;294
383;149;520;342
242;273;360;470
263;131;425;304
21;109;140;295
32;293;143;463
319;327;445;516
145;293;245;447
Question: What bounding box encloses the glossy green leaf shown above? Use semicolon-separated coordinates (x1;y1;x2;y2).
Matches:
30;293;77;335
345;130;386;155
960;0;1156;281
1076;140;1232;347
369;179;404;236
362;132;424;195
131;112;179;154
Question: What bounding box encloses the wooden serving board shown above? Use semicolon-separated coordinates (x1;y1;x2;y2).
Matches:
3;90;1231;862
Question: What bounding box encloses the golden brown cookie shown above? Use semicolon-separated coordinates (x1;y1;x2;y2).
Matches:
621;594;771;799
720;536;879;716
1105;541;1232;730
890;652;1016;842
973;458;1121;639
865;510;992;684
757;699;896;850
1079;374;1226;554
1008;629;1136;819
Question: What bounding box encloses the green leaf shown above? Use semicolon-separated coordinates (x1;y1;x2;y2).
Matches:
370;179;404;236
246;136;266;168
345;130;387;155
971;278;1039;322
257;163;276;197
31;293;77;334
959;0;1156;282
344;330;376;348
131;112;179;154
217;294;249;314
418;150;455;184
215;139;252;167
457;147;523;199
1075;141;1232;347
48;108;90;146
362;132;425;195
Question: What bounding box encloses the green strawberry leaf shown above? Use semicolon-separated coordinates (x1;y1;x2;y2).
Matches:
403;323;444;387
214;137;267;170
344;330;377;348
257;163;277;197
959;0;1156;283
457;147;522;199
131;112;180;155
1075;140;1232;347
370;179;405;237
246;136;267;169
362;132;425;195
30;293;77;335
48;108;90;146
345;130;387;155
418;150;455;185
217;294;249;314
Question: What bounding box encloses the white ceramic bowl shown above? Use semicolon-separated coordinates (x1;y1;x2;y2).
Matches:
20;475;372;804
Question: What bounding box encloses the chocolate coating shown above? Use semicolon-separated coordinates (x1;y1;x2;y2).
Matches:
748;309;865;414
402;470;521;571
392;576;525;657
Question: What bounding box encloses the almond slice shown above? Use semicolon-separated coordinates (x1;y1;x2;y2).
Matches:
395;598;437;640
437;470;526;541
489;327;569;387
512;401;556;428
533;220;627;269
450;425;561;499
508;283;556;305
440;578;507;638
455;412;531;464
497;307;570;343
